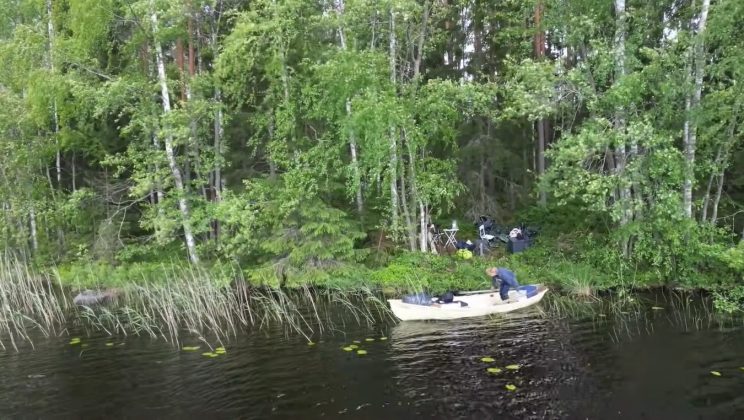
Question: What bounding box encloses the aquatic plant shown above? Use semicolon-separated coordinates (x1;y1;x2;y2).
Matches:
0;257;395;349
0;253;68;351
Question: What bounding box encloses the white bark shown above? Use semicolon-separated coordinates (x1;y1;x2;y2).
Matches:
46;0;61;187
419;202;428;252
213;87;224;202
683;0;710;219
614;0;631;229
347;101;363;213
335;0;364;214
388;9;399;230
150;2;200;264
710;167;724;225
29;207;38;252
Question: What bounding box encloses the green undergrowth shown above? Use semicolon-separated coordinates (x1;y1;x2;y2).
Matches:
54;226;743;298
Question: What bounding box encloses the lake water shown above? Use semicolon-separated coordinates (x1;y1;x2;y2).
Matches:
2;295;744;419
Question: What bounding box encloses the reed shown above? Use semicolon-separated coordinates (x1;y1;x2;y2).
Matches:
0;253;68;351
0;258;391;349
67;263;395;346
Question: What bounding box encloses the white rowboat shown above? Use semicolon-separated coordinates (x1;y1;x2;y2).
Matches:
388;285;548;321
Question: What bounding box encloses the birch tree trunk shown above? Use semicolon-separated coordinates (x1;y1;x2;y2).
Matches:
534;2;547;206
700;145;721;222
46;0;61;188
210;1;225;204
614;0;631;233
335;0;364;214
682;0;710;219
150;2;200;264
388;8;399;232
710;101;741;224
29;207;38;253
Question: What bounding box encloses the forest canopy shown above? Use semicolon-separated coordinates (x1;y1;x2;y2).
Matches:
0;0;742;288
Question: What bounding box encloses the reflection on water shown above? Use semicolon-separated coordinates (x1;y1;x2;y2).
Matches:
1;297;744;419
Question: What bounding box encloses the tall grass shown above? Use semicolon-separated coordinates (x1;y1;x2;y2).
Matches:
0;257;394;349
68;263;395;346
0;254;68;350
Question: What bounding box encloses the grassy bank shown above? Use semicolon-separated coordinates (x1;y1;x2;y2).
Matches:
54;239;740;298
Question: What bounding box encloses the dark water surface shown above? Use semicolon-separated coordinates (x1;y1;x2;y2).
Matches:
2;300;744;419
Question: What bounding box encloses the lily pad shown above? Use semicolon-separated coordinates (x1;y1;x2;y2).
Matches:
81;344;89;348
380;337;388;341
487;367;502;374
505;384;517;391
202;352;219;358
365;338;375;342
182;346;200;351
651;306;664;310
349;344;359;349
357;350;367;355
598;314;606;317
353;340;361;344
481;357;495;363
740;367;744;372
505;364;521;370
711;371;722;377
69;339;81;345
105;343;114;347
215;349;226;355
215;347;226;352
342;346;354;351
307;341;316;346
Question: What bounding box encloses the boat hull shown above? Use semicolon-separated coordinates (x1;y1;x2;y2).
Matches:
388;286;548;321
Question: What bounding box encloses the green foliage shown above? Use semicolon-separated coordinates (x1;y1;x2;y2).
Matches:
713;286;744;315
0;0;741;295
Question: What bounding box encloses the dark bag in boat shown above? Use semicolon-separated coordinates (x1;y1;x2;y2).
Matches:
436;291;454;304
402;293;434;306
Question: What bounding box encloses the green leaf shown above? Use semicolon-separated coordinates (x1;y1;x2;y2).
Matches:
481;357;495;363
182;346;201;351
487;367;502;374
711;371;722;377
505;384;517;391
357;350;367;355
505;364;521;370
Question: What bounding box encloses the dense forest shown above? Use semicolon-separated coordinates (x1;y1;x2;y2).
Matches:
0;0;743;290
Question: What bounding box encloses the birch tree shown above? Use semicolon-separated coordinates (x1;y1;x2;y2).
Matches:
150;0;199;263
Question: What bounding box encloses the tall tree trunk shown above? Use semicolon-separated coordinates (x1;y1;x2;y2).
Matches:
335;0;364;215
388;8;399;233
46;0;61;188
683;0;711;219
29;207;38;253
213;87;224;202
614;0;631;232
403;130;426;252
710;167;724;225
71;152;76;191
701;145;723;222
150;2;200;264
537;120;546;205
398;148;416;251
710;100;741;224
347;101;364;214
534;2;547;206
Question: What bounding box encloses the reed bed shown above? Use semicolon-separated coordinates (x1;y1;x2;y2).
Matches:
0;262;396;348
0;254;69;351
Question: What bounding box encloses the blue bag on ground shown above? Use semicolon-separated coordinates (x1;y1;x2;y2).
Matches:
402;293;434;306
